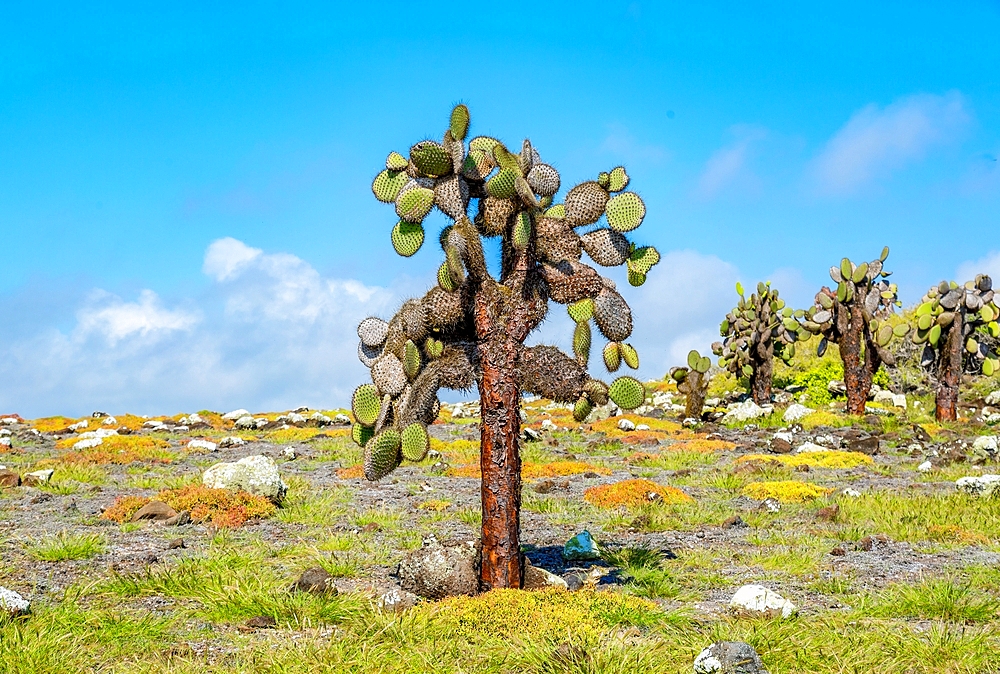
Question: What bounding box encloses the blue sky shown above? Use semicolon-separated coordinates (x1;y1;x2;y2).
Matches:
2;2;1000;417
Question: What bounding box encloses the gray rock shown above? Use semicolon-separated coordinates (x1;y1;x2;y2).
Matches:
398;539;478;599
0;587;30;617
781;404;814;423
956;474;1000;498
694;641;769;673
23;469;54;486
523;564;569;590
222;409;250;421
292;567;338;595
827;380;847;395
202;455;288;503
378;587;419;612
723;401;771;423
234;415;257;430
218;436;246;448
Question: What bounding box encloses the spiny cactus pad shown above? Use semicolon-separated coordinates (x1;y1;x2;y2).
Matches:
450;104;470;141
372;169;409;203
620;343;639;369
567;298;595;324
364;429;402;481
358;317;389;348
603;342;621;372
391;221;425;257
352;423;375;447
564;182;609;226
396;186;435;223
352;384;381;427
401;423;430;462
410;142;452;178
605;192;646;232
608;376;645;410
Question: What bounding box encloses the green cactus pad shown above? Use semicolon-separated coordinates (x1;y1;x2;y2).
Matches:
840;258;853;282
929;323;942;346
567;298;595;323
627;246;660;274
513;211;532;250
449;104;470;141
573;321;592;363
877;325;893;347
391;221;425;257
486;167;518;200
352;384;381;427
351;423;375;448
573;396;594;423
627;269;646;287
984;358;998;376
853;261;869;284
620;343;639;369
608;376;645;410
403;340;421;379
364;429;402;481
603;342;621;372
597;171;610;189
386;152;408;171
424;337;444;359
584;379;609;406
967;337;980;354
880;246;890;262
607;166;630;193
469;135;499;154
605;192;646;232
401;423;430;462
892;323;909;337
372;169;409;203
687;350;701;370
544;204;566;219
438;261;456;291
396;187;435;223
409;142;452;177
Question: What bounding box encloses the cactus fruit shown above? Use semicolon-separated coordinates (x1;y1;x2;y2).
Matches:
391;221;425;257
401;422;430;462
608;376;645;410
563;181;609;226
396;186;435;223
913;274;999;421
357;106;657;590
800;249;900;415
364;429;402;481
581;228;630;267
352;384;382;427
604;192;646;232
713;281;801;405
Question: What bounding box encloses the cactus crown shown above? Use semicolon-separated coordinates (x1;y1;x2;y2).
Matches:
914;275;1000;375
713;280;804;377
353;106;660;479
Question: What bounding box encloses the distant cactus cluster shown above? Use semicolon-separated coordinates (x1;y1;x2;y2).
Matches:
913;275;1000;420
713;281;805;406
354;105;660;483
669;350;711;419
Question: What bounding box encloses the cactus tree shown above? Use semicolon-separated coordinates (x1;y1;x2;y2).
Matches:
354;105;659;590
800;248;902;415
913;275;1000;421
713;281;804;405
669;350;712;420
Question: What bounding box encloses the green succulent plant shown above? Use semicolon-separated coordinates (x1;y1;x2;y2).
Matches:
713;281;803;405
799;247;900;415
355;105;659;591
912;274;999;421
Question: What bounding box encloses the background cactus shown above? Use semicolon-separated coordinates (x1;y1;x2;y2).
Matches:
669;350;712;420
713;281;804;405
799;248;901;415
912;275;1000;421
352;105;659;591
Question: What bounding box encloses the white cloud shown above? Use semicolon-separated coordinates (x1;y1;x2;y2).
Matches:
75;289;200;345
956;251;1000;284
696;127;768;199
600;123;669;164
203;237;263;281
812;92;970;195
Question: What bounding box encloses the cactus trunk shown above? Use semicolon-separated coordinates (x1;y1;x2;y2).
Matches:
684;370;708;419
749;340;773;406
935;310;963;422
841;301;873;415
476;305;523;590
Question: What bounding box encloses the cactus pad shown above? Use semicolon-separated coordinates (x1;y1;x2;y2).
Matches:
620;343;639;369
607;166;630;193
391;221;425;257
513;211;532;250
424;337;444;359
396;186;435;223
434;175;470;220
372;169;409;203
583;379;610;406
449;104;470;141
403;339;421;379
627;246;660;274
486;167;519;200
358;341;381;368
603;342;621;372
410;141;452;178
462;149;495;181
527;163;561;197
544;203;566;219
358;316;389;347
567;298;595;323
469;135;499;155
351;422;375;448
581;228;630;267
438;261;457;291
364;429;402;481
573;321;592;364
593;288;633;342
605;192;645;232
371;354;407;397
352;384;382;427
477;196;517;236
564;181;609;226
401;423;430;462
608;376;645;410
573;396;594;422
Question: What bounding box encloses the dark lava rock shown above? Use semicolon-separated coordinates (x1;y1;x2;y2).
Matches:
694;640;769;673
292;567;338;596
848;436;880;455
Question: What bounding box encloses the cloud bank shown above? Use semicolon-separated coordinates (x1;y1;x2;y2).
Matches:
0;239;752;418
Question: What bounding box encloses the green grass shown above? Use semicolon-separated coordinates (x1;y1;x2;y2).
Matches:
25;531;106;561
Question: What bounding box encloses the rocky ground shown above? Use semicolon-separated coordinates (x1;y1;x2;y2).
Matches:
0;380;999;673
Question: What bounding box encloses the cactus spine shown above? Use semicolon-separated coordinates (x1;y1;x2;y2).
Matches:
799;247;900;415
352;106;658;591
912;275;999;421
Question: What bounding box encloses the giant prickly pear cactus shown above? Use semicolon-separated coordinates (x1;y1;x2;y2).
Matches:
669;350;712;420
713;281;805;406
800;248;901;415
354;106;659;590
912;275;1000;421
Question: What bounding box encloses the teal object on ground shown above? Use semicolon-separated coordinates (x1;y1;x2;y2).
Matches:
563;530;600;561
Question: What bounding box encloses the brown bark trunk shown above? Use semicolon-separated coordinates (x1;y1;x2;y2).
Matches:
935;312;963;422
749;338;774;406
475;287;523;591
684;371;707;419
842;301;870;415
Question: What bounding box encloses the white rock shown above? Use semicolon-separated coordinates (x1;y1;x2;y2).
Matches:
0;429;9;437
234;416;256;429
795;442;829;454
891;394;907;409
651;393;673;407
956;474;1000;498
773;431;794;444
332;413;351;425
0;587;30;616
917;461;933;473
68;420;88;430
636;424;650;431
985;391;1000;406
24;469;54;484
286;412;307;424
682;417;700;427
78;428;118;440
693;649;723;673
617;418;636;432
0;417;19;425
842;488;862;497
283;447;297;459
723;400;771;423
782;403;815;423
218;436;246;448
187;439;218;452
541;419;557;431
523;427;542;441
188;413;205;424
310;412;332;426
728;584;796;618
203;454;288;503
972;436;998;453
986;413;1000;425
73;437;104;450
223;409;250;421
0;438;9;448
813;434;837;447
873;390;895;405
102;416;117;426
143;420;165;429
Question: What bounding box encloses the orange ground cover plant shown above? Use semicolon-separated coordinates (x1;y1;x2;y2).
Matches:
101;484;276;527
583;479;693;509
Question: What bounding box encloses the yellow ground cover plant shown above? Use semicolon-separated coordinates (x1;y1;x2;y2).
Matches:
736;451;873;469
742;480;833;503
583;479;693;509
